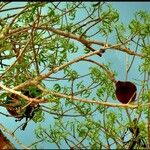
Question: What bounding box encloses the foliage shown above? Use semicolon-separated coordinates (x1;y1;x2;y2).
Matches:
0;2;149;149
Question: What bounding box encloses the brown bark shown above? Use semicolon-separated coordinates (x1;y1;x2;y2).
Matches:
0;130;16;149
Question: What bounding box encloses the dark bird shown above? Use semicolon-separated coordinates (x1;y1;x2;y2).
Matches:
129;118;139;137
115;81;137;104
5;88;41;130
128;118;146;149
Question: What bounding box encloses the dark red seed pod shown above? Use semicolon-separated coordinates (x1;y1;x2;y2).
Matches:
115;81;137;104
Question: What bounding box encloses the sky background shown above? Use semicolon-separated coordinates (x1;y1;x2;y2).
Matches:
0;2;150;149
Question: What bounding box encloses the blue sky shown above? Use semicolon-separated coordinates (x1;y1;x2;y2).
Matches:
0;2;150;149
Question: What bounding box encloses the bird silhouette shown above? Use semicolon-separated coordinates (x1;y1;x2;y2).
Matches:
115;81;137;104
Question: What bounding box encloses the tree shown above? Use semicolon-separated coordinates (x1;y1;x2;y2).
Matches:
0;129;16;149
0;2;149;149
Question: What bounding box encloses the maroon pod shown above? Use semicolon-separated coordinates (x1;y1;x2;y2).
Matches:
115;81;137;104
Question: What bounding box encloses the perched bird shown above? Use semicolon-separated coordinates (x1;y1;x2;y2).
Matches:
5;93;23;118
129;118;139;137
115;81;137;104
128;118;146;149
5;88;41;130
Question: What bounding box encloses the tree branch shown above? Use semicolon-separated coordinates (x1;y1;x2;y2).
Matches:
0;123;29;149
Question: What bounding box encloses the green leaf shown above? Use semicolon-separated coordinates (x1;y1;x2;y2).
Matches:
53;84;61;92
